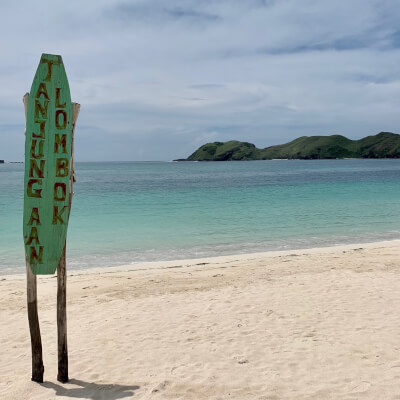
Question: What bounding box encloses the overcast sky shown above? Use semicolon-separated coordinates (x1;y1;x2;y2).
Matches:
1;0;400;161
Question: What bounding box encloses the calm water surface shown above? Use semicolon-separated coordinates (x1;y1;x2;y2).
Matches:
1;159;400;274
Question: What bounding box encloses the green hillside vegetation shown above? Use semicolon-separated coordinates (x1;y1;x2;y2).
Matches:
183;132;400;161
186;141;259;161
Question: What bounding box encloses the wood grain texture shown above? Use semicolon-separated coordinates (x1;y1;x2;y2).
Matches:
24;94;44;383
26;258;44;382
57;102;80;383
57;246;68;383
23;53;73;275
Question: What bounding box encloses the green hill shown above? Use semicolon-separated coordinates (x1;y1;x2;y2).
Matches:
182;132;400;161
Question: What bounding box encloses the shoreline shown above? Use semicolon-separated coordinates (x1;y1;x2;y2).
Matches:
2;238;400;280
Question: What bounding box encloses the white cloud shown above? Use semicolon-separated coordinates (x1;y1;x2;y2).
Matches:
1;0;400;161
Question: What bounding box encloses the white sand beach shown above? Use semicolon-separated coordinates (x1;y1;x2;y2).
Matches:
1;241;400;399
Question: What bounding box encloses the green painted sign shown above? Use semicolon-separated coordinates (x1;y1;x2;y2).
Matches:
23;54;73;275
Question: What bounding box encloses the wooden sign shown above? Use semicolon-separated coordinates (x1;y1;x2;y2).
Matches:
23;54;73;275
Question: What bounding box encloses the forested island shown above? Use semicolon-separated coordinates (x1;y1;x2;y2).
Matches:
177;132;400;161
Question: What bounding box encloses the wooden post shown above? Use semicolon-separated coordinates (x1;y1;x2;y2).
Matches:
24;93;44;383
57;246;68;383
57;102;80;383
26;258;45;382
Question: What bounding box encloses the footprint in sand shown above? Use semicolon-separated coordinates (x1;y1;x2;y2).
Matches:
151;380;170;393
349;381;371;393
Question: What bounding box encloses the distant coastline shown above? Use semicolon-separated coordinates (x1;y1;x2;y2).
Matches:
177;132;400;161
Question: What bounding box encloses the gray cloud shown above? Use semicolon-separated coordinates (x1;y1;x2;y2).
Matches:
263;36;370;55
188;84;226;89
1;0;400;161
389;29;400;47
108;1;221;25
167;8;220;21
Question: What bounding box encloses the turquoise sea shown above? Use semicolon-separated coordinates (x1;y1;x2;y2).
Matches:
1;159;400;274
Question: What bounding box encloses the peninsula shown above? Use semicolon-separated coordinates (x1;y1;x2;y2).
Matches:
178;132;400;161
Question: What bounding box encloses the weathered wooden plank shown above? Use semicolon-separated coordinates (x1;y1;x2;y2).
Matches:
26;258;44;382
23;53;73;275
24;93;44;383
57;246;68;383
57;102;80;383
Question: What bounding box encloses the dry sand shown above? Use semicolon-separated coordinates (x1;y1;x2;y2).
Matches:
1;241;400;399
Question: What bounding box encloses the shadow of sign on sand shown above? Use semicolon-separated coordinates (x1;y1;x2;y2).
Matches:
40;379;140;399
